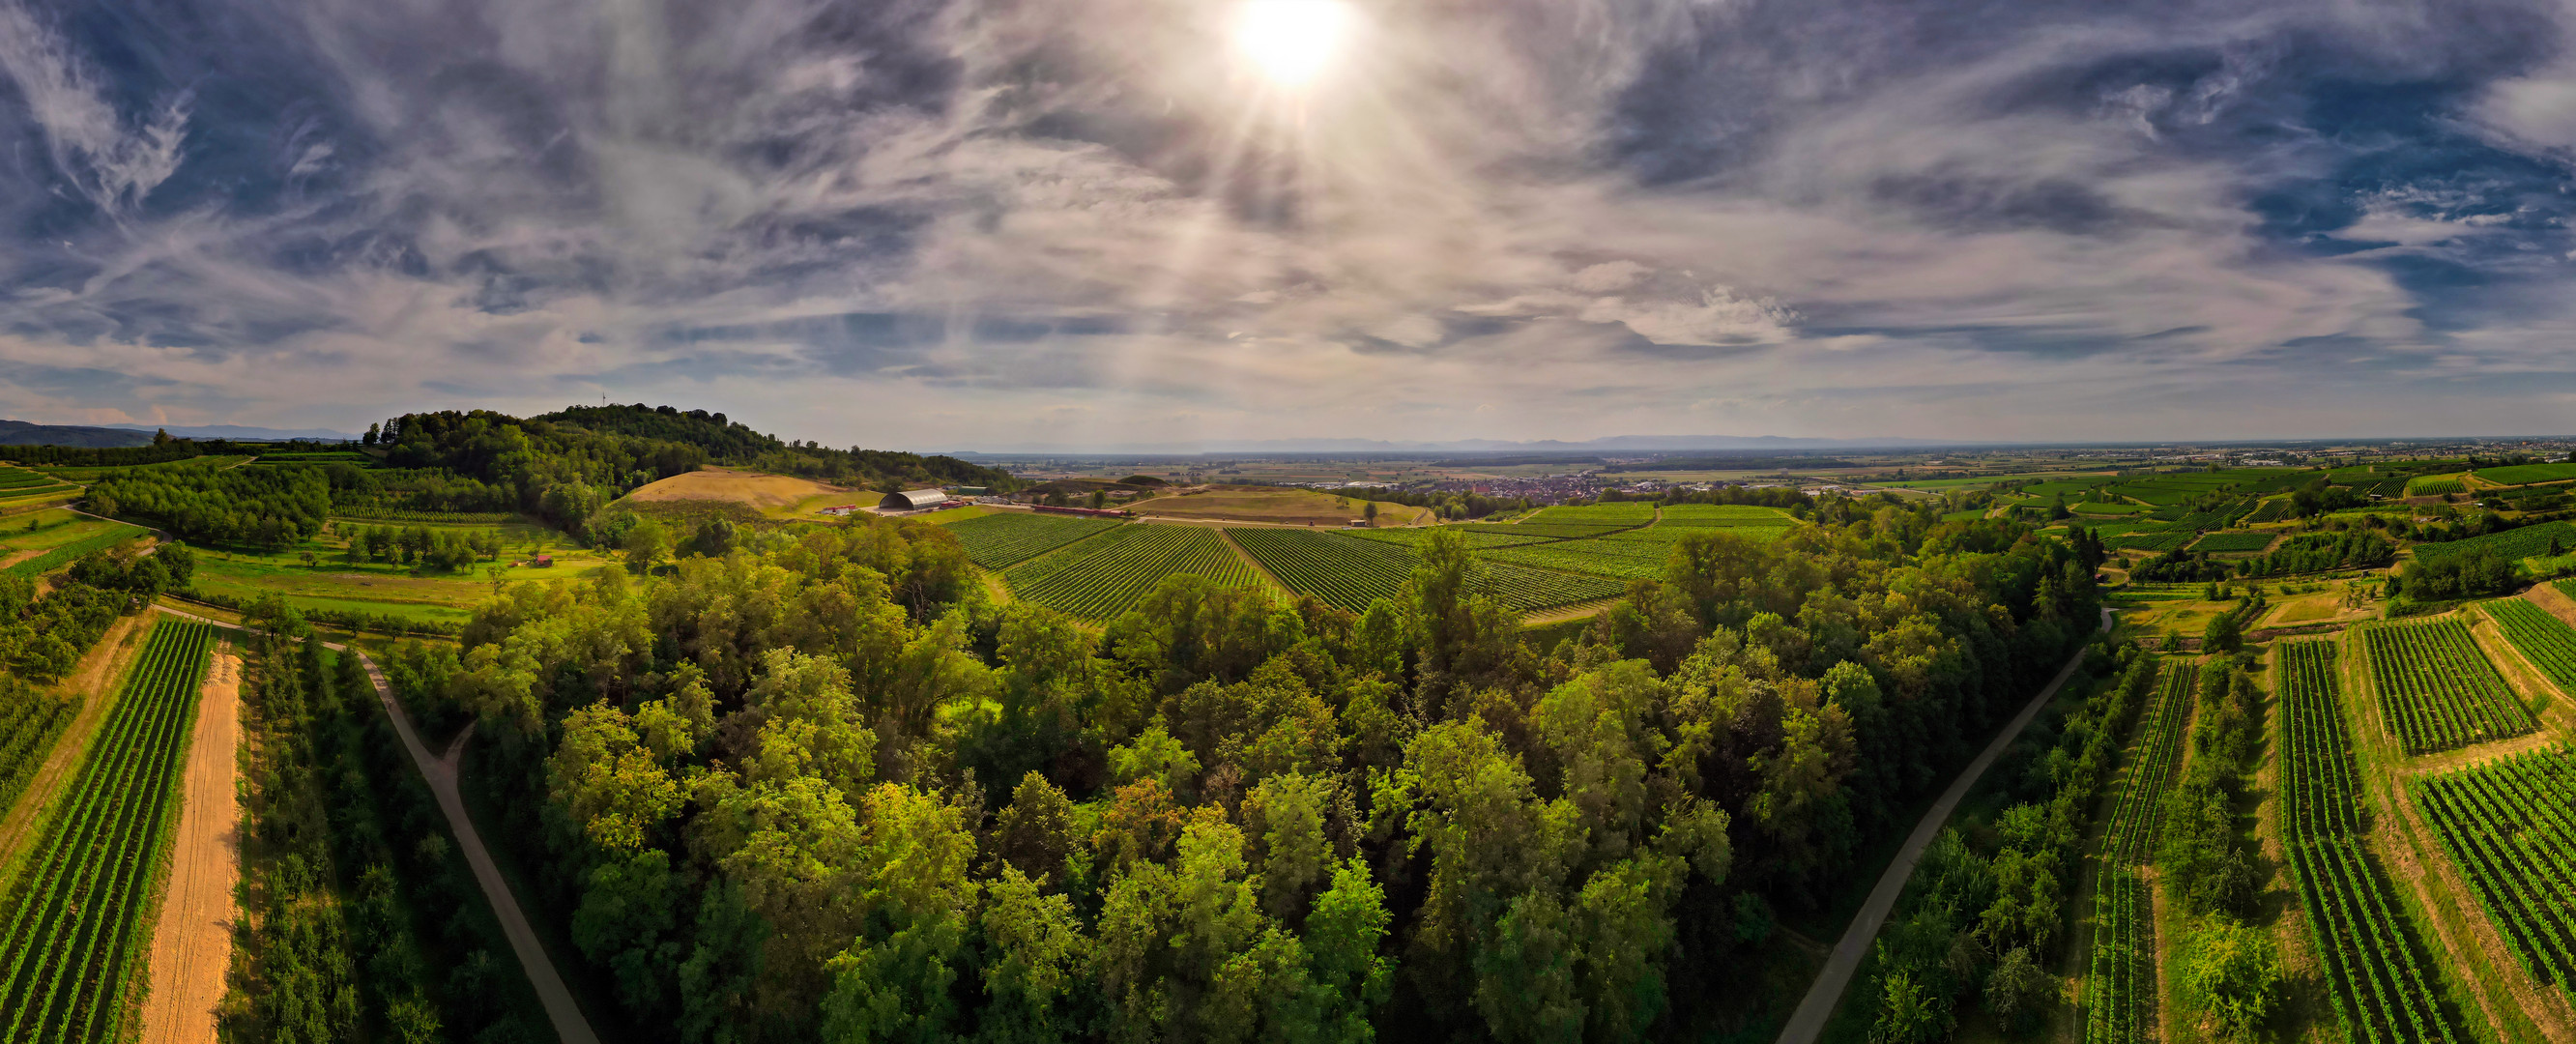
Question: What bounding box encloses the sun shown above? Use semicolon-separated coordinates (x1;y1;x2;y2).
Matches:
1231;0;1355;89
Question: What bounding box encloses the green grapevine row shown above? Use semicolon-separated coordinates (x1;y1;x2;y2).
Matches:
1459;522;1631;539
2100;658;2192;866
2187;533;2275;553
1229;529;1623;614
2360;619;2535;755
0;467;58;490
1479;541;1664;581
2412;521;2576;565
0;684;75;824
2083;657;2183;1044
2481;599;2576;695
1230;529;1416;613
943;512;1122;569
2416;748;2576;1000
2278;640;2467;1044
0;526;146;577
1527;503;1657;524
2083;868;2152;1044
1005;526;1259;621
1344;528;1552;550
1656;504;1793;523
0;618;214;1044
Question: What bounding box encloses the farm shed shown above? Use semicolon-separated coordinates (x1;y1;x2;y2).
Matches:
882;488;949;510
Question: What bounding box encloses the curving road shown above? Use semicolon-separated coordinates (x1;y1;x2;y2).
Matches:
1773;607;2112;1044
154;606;600;1044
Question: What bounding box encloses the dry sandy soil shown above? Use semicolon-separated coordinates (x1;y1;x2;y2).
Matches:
139;642;243;1044
622;468;847;512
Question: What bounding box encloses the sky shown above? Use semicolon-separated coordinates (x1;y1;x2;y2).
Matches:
4;0;2576;450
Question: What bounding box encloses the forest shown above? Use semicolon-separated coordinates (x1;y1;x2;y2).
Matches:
368;497;2099;1042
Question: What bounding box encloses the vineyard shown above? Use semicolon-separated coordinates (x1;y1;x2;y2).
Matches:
0;523;148;577
943;512;1122;569
2482;599;2576;694
1480;540;1664;580
2360;619;2536;755
2083;657;2188;1044
2415;746;2576;1000
1002;525;1260;620
2112;532;2193;553
2278;640;2468;1044
2411;522;2576;565
1526;503;1657;524
2472;461;2576;487
1655;505;1796;527
1459;522;1631;539
0;618;213;1043
2409;477;2469;497
0;466;72;501
2187;532;2276;553
1344;528;1550;550
2101;659;2194;866
1228;529;1622;614
0;683;74;820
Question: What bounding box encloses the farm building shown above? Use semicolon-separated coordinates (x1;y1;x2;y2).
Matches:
882;488;949;510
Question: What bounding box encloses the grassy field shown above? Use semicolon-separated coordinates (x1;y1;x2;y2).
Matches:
183;516;612;624
1125;487;1432;526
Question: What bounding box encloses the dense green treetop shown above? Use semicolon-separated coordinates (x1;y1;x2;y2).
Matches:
378;494;2097;1043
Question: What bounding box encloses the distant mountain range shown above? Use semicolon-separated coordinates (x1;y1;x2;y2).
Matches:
0;419;155;448
0;419;358;447
100;422;357;441
946;434;1963;455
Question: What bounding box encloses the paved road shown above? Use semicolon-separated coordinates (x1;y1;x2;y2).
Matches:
153;606;601;1044
1773;608;2113;1044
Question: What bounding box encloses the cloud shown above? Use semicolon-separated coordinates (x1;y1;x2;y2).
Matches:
0;1;188;215
0;0;2572;446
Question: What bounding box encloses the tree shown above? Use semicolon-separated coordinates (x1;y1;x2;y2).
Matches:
2202;610;2242;654
1983;945;2048;1033
1870;965;1952;1044
976;867;1091;1044
2180;917;2280;1042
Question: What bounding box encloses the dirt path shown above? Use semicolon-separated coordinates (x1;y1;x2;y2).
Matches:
148;605;603;1044
1772;608;2109;1044
1214;529;1293;594
362;665;601;1044
0;613;151;869
139;644;243;1044
1520;596;1620;627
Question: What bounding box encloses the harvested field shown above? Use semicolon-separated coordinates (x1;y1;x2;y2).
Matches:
622;468;847;512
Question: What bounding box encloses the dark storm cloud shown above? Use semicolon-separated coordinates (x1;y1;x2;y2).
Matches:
5;0;2576;444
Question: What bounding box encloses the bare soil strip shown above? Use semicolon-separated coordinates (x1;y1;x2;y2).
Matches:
139;644;243;1044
